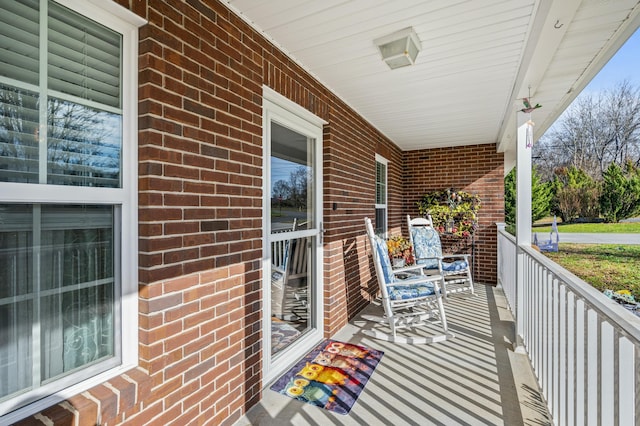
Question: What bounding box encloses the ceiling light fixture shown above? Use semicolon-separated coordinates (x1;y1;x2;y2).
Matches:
374;27;421;69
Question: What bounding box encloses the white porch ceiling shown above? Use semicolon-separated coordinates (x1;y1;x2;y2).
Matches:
223;0;640;156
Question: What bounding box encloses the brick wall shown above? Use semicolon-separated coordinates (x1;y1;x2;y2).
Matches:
135;1;266;424
322;104;405;334
403;145;505;284
14;0;502;424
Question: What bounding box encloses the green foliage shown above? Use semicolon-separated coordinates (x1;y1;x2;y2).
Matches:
551;166;600;222
532;168;553;223
599;162;640;222
504;167;552;225
417;188;480;237
504;169;516;225
545;244;640;300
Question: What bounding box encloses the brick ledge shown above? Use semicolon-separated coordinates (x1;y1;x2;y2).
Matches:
12;367;151;426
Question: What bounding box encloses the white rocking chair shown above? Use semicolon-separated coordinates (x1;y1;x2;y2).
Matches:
271;220;308;320
363;217;452;344
407;215;474;297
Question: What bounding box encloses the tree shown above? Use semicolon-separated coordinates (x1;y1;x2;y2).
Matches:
504;167;552;225
1;87;119;185
551;166;600;222
272;179;292;206
271;166;311;209
288;166;309;209
534;81;640;180
599;161;640;222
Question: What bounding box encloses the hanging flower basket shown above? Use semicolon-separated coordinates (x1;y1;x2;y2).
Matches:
417;188;481;237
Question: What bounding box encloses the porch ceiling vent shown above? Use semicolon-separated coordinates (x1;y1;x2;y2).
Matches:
374;27;421;69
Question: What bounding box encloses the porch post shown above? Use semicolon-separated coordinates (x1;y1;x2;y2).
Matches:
514;112;532;353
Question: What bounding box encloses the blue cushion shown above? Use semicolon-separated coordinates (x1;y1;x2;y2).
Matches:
388;281;436;300
410;226;442;269
442;260;468;271
374;236;395;284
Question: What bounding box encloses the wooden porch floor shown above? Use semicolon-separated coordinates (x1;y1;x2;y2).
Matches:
235;284;552;426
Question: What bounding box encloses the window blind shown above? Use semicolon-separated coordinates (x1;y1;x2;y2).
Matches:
48;2;122;109
0;0;39;87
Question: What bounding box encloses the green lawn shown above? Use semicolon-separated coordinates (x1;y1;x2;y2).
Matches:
534;222;640;233
543;244;640;299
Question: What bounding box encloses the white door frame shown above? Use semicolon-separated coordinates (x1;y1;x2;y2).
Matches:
262;86;326;384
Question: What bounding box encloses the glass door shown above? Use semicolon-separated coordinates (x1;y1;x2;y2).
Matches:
263;93;324;384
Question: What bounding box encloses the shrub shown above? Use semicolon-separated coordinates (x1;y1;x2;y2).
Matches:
600;161;640;222
552;166;601;222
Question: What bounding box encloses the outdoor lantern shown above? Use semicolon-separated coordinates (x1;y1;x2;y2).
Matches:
374;27;421;69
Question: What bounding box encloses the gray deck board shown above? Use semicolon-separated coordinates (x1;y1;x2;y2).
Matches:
235;284;552;426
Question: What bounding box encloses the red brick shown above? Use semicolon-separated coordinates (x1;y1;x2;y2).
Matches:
87;384;118;423
67;394;99;426
108;376;137;412
12;416;47;425
123;368;153;402
40;403;74;425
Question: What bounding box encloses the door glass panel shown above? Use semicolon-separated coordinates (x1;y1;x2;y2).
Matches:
270;123;314;232
269;122;315;356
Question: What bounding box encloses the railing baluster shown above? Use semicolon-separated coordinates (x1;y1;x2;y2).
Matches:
543;263;549;398
576;299;586;426
567;291;575;426
587;309;598;425
617;336;635;425
614;330;620;426
627;344;640;425
549;271;556;410
532;260;537;383
601;322;614;425
558;282;566;424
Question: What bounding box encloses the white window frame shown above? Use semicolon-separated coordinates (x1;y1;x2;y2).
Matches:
375;154;388;236
0;1;145;422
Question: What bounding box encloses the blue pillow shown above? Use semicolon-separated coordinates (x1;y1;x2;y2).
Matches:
374;236;395;284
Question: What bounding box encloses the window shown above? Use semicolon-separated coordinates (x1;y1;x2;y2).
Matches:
0;0;142;418
375;154;388;235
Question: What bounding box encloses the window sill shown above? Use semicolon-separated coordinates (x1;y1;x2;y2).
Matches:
12;368;151;426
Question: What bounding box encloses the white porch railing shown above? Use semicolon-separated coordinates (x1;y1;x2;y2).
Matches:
497;227;640;425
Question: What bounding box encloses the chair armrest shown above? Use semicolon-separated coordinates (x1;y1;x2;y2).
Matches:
391;263;425;275
393;272;444;286
441;254;471;261
414;255;444;262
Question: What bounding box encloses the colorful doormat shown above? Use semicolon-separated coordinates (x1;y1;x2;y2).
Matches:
270;339;383;415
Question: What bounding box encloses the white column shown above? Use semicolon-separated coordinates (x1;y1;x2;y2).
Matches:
514;113;532;353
